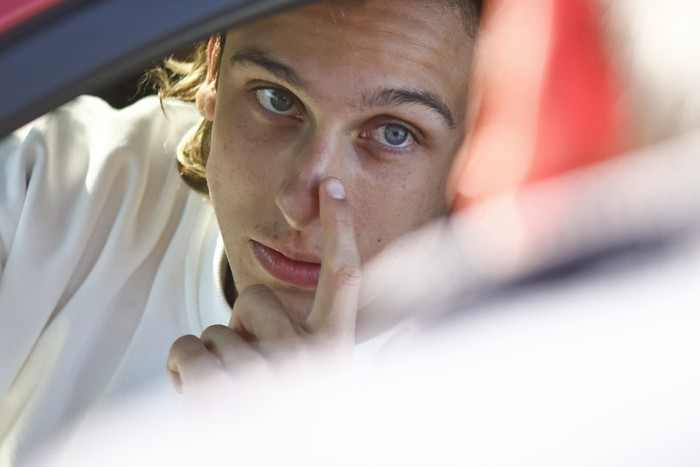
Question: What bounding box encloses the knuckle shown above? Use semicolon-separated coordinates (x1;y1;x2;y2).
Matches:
200;324;232;341
233;286;296;339
235;284;279;311
169;334;201;356
328;261;362;287
334;212;355;231
168;335;217;374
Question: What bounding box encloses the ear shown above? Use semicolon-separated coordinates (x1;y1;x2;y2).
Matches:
196;35;223;121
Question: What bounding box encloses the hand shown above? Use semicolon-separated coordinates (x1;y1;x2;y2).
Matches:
167;178;361;400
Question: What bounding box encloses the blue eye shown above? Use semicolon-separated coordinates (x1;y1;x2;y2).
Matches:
376;123;414;148
255;88;297;115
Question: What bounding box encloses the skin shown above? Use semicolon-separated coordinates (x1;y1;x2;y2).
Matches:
168;0;474;391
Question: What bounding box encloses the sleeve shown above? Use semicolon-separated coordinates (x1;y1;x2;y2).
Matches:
0;120;47;278
0;95;199;399
0;131;22;277
0;97;106;280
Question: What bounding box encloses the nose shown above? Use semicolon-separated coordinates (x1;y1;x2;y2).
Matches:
275;132;343;231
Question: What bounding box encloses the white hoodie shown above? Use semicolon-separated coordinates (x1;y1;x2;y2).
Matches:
0;96;231;466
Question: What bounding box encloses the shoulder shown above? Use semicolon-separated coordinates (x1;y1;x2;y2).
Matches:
42;95;199;156
0;95;203;255
7;95;201;194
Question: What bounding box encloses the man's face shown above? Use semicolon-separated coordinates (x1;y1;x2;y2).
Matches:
199;0;473;322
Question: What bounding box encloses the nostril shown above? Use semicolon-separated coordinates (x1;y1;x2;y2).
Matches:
275;177;321;231
275;134;339;231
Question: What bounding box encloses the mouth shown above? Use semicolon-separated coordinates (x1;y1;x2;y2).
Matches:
251;240;321;289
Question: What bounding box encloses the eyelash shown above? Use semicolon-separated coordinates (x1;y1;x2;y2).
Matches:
248;84;422;155
360;122;420;155
249;85;305;122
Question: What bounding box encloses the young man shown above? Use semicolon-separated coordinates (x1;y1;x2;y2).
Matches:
0;0;479;462
166;0;479;392
161;0;480;392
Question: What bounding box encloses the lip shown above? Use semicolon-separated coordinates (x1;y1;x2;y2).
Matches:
251;240;321;289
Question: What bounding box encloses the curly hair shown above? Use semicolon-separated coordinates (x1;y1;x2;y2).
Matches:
144;41;216;194
147;0;481;195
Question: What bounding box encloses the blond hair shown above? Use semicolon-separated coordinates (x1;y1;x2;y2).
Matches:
145;38;220;194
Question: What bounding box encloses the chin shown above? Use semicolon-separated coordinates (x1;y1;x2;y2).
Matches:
275;288;316;325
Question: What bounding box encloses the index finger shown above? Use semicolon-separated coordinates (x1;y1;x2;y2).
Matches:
305;177;361;345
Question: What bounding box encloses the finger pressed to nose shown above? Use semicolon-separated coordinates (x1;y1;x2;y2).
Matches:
305;177;361;344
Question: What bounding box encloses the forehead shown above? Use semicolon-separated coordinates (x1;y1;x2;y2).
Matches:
225;0;473;115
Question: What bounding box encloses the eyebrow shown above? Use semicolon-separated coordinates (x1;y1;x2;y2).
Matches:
230;47;307;90
230;47;455;129
364;88;456;129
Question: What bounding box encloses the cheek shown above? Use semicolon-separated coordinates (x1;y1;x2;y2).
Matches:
207;102;279;205
351;167;450;262
206;122;267;241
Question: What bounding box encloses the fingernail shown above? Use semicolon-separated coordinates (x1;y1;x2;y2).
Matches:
325;178;346;200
